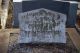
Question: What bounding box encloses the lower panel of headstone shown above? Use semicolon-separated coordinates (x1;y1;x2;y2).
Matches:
18;30;66;44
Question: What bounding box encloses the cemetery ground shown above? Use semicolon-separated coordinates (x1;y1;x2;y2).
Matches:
0;28;80;53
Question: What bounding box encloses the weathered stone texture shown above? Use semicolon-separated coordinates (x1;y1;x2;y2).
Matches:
18;8;67;43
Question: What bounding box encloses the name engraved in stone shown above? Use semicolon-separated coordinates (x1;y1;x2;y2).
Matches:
18;8;66;43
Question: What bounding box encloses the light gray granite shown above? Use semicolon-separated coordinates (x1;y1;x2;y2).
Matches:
18;8;67;43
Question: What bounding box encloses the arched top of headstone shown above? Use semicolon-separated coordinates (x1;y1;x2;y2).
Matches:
21;8;66;18
19;8;67;31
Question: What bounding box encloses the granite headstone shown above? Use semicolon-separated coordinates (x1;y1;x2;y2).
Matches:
18;8;67;43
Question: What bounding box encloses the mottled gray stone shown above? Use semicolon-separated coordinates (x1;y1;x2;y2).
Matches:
18;8;67;43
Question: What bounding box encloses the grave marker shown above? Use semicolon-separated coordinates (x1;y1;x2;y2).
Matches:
18;8;67;43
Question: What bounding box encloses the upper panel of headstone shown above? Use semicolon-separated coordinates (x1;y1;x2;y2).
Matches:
19;8;67;31
20;8;66;20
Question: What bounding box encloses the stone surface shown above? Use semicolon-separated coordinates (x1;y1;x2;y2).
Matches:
13;1;78;27
18;8;66;43
8;32;79;53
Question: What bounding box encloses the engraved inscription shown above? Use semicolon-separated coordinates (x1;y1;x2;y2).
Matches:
18;8;66;43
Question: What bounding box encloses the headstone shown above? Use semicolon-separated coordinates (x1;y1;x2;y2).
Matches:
18;8;66;43
13;0;78;28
